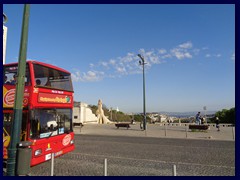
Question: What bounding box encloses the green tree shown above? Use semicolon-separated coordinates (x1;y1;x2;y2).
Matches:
89;105;98;114
133;114;142;122
215;107;235;124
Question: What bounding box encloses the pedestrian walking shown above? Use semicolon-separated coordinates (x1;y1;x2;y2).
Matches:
140;121;143;129
216;117;220;131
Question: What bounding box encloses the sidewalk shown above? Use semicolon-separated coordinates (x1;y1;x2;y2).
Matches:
73;123;235;141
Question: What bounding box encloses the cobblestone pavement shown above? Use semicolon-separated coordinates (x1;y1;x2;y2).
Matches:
30;124;235;176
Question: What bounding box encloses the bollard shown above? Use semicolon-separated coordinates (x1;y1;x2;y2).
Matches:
51;153;54;176
172;164;177;176
232;126;235;140
185;126;188;138
104;158;107;176
165;124;167;137
16;141;32;176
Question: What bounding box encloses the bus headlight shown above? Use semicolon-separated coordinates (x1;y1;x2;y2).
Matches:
34;149;42;156
70;139;74;144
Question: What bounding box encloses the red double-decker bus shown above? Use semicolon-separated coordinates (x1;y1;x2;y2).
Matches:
3;60;75;166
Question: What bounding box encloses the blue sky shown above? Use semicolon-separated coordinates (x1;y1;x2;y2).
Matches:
3;4;235;113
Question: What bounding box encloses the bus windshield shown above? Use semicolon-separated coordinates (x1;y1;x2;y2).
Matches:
33;63;73;91
30;108;72;139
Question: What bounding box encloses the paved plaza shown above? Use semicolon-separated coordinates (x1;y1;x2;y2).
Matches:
28;123;235;176
74;123;235;141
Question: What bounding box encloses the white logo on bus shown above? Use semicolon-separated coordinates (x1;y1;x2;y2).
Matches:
62;134;71;146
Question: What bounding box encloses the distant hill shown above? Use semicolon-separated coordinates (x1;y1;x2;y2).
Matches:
158;111;217;118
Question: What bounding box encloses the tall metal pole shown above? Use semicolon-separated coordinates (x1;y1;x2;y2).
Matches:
142;59;146;131
138;54;147;131
6;4;30;176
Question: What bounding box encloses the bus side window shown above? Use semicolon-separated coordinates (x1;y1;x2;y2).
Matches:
45;79;51;86
25;77;30;85
36;79;41;86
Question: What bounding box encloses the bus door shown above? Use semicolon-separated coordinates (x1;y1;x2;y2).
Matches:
3;111;28;159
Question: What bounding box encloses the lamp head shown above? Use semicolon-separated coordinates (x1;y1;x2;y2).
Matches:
137;54;145;63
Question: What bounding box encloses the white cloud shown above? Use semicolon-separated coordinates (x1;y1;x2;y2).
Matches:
138;48;145;53
158;49;167;54
184;52;192;58
161;54;172;59
100;61;108;67
138;49;162;65
145;51;154;57
171;49;192;60
84;71;104;81
170;42;193;60
193;48;200;55
121;53;135;63
109;59;116;65
86;71;96;77
72;44;192;82
179;41;192;49
205;54;211;58
202;47;209;50
71;70;104;82
71;70;81;82
127;52;135;57
116;66;127;74
205;53;221;58
149;56;160;64
71;41;226;82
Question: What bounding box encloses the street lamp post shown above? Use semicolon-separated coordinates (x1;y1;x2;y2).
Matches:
138;54;147;131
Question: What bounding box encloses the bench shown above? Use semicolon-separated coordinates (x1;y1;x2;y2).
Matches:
115;123;130;129
73;123;84;127
189;124;209;130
